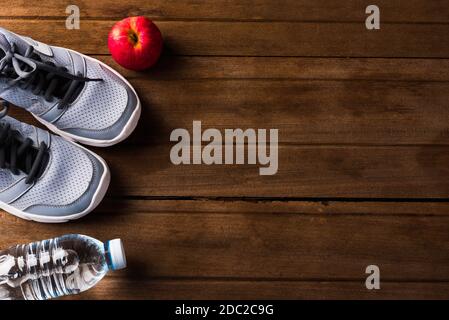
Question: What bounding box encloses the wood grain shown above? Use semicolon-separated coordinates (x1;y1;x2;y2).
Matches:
95;56;449;82
1;0;448;23
68;279;449;300
1;20;449;57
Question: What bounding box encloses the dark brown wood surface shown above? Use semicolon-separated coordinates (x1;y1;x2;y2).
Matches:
1;0;449;299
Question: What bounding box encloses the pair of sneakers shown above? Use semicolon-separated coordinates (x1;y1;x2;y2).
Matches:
0;27;141;223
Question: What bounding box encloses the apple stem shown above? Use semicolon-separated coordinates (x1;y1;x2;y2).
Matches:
129;31;139;45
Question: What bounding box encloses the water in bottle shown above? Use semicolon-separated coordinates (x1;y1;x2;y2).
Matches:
0;234;126;300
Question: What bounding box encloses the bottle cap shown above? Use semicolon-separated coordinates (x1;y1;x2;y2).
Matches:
106;239;127;271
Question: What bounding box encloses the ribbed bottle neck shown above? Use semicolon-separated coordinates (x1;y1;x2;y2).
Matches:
104;242;114;271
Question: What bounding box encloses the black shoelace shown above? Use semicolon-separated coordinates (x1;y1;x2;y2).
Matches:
0;43;102;109
0;100;49;184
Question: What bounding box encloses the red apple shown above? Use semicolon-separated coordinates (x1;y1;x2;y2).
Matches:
108;17;163;71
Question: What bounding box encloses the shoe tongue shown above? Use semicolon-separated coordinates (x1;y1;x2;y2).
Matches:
0;33;9;87
0;30;25;89
0;28;29;81
0;27;30;57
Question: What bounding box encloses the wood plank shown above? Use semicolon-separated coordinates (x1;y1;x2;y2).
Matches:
92;144;449;198
1;20;449;57
72;199;449;216
2;199;449;280
67;279;449;300
2;1;448;23
96;56;449;82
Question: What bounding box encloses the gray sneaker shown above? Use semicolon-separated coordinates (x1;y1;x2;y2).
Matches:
0;27;140;147
0;103;110;223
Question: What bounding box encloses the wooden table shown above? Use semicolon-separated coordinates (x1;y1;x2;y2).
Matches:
1;0;449;299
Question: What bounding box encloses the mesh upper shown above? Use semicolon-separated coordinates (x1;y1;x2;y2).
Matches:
11;135;94;210
55;60;128;131
0;170;14;190
0;89;54;116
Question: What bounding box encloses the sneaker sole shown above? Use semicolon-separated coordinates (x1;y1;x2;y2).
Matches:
32;48;142;147
0;141;110;223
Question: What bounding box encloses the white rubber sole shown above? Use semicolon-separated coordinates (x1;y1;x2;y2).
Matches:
32;48;142;147
0;142;111;223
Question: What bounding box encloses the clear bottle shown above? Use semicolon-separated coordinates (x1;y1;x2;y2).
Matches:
0;234;126;300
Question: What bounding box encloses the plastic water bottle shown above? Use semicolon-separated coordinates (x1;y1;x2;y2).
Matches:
0;234;126;300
